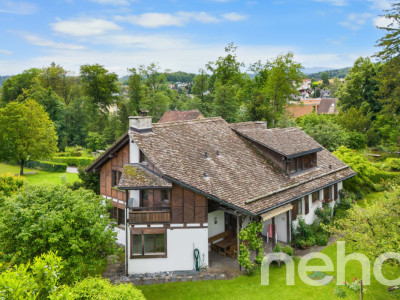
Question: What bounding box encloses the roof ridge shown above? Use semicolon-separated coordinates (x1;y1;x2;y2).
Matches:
153;116;225;127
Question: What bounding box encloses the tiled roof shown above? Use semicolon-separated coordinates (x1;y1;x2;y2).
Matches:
317;98;338;114
118;164;172;190
130;118;355;215
230;123;322;158
158;110;204;123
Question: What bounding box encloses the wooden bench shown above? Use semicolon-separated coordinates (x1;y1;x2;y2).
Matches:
209;230;237;258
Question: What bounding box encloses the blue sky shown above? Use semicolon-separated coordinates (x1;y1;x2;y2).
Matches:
0;0;394;76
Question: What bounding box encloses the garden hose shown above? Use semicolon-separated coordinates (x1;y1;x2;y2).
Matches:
194;248;200;271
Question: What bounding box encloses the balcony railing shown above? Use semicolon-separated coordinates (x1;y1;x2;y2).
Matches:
129;207;170;224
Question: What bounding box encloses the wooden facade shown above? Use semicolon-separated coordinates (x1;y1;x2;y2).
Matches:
100;143;129;203
171;184;207;224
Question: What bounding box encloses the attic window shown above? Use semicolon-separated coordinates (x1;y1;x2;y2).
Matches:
216;150;220;156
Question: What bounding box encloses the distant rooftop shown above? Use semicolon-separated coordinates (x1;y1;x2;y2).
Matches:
158;109;204;123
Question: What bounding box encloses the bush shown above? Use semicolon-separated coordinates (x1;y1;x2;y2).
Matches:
68;167;100;195
292;217;316;249
0;173;25;197
25;160;67;172
346;131;367;150
315;201;333;225
52;156;95;167
273;242;282;253
382;157;400;171
72;277;145;300
0;185;117;283
282;246;293;256
315;234;329;246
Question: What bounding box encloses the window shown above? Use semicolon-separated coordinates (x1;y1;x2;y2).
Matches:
334;183;338;200
140;190;148;207
140;151;148;163
117;208;125;225
312;190;320;203
109;206;117;221
131;231;166;258
323;187;330;200
112;170;122;187
162;190;170;202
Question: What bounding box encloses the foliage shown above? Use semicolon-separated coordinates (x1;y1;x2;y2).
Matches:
337;107;370;133
315;234;329;246
69;167;100;195
237;221;264;273
375;3;400;61
0;185;117;283
333;146;381;192
315;200;333;225
330;189;400;261
272;242;282;253
52;156;94;167
344;277;366;294
292;217;316;249
85;131;108;151
26;160;67;172
308;67;350;79
345;131;367;150
334;286;347;298
71;277;145;300
382;157;400;171
0;251;67;300
282;246;293;256
0;99;58;175
333;190;355;219
0;173;25;197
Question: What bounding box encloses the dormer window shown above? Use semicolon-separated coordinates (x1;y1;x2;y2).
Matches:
140;150;148;164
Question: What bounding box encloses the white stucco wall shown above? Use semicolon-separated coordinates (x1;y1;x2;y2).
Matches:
128;228;208;274
241;215;252;229
262;211;288;243
207;210;225;238
115;226;126;245
129;139;140;164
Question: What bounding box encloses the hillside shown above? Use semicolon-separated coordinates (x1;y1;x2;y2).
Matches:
308;67;350;79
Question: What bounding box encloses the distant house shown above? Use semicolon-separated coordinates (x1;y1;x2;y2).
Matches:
86;115;355;275
286;98;338;119
158;109;204;123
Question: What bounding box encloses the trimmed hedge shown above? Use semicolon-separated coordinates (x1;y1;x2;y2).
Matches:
25;160;67;172
52;157;95;167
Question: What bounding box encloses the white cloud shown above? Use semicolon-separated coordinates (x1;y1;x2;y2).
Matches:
51;18;121;37
20;32;86;50
115;11;246;28
340;13;373;30
368;0;392;10
222;12;248;22
373;16;399;28
0;49;12;55
0;0;37;14
311;0;348;6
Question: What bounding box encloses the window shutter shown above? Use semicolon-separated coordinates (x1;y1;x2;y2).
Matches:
292;201;298;221
305;195;309;215
334;183;338;200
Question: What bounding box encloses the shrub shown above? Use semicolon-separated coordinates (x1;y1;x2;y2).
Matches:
273;243;282;253
315;234;329;246
346;131;367;150
334;286;347;298
292;217;316;249
238;221;264;273
72;277;145;300
52;156;95;167
0;173;25;197
282;246;293;256
25;160;67;172
0;185;117;283
382;157;400;171
68;167;100;195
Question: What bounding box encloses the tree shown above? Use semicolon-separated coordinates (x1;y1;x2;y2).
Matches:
0;185;117;283
37;62;71;103
191;70;209;103
330;189;400;260
321;72;330;86
0;100;58;175
80;64;118;114
0;68;39;106
375;3;400;61
337;107;370;133
127;67;143;114
212;80;239;122
262;52;304;126
336;57;380;113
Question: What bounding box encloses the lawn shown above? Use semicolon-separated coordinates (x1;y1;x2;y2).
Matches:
0;162;80;185
138;242;400;300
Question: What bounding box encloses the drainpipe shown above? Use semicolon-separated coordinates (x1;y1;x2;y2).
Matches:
125;190;129;276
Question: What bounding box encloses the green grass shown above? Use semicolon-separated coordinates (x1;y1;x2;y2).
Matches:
138;242;400;300
0;162;80;186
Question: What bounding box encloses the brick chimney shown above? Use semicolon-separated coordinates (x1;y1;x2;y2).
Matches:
129;116;152;133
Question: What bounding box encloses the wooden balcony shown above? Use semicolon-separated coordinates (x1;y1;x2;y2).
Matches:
129;207;170;224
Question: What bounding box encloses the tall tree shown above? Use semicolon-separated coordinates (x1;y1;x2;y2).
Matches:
337;57;380;113
375;3;400;61
0;100;58;175
262;52;303;126
127;67;143;114
37;62;71;103
0;69;39;106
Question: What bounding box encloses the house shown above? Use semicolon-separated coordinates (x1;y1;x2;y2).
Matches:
86;115;355;275
158;109;204;123
286;98;338;119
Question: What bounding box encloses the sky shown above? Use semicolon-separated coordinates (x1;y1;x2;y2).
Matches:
0;0;394;76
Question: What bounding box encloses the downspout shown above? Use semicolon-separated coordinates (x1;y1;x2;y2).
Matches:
125;190;129;276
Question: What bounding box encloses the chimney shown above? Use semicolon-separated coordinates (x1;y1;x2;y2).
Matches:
129;116;152;133
254;121;268;129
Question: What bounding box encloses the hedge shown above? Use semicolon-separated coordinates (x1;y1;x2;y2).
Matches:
25;160;67;172
52;157;95;167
